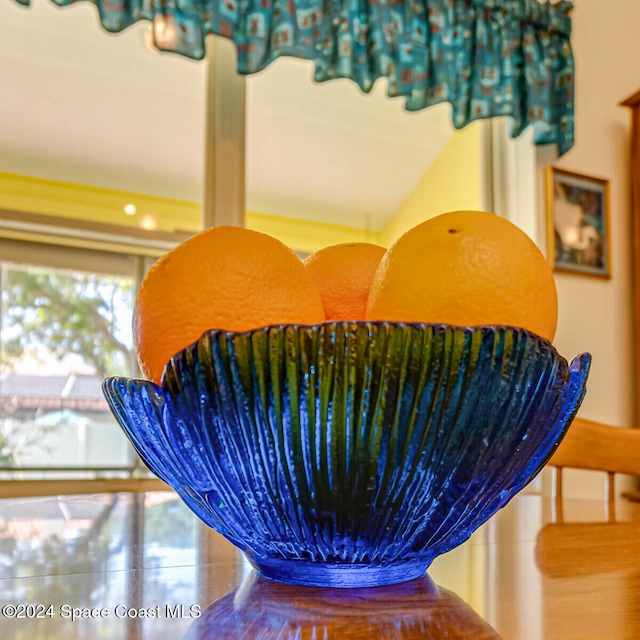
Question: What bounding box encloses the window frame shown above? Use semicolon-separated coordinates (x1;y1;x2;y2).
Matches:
0;209;194;495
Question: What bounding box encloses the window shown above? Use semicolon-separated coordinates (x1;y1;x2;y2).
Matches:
0;234;160;481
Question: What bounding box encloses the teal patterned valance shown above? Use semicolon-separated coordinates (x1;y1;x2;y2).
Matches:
14;0;575;155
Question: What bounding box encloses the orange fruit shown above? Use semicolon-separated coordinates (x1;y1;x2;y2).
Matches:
304;242;387;321
134;226;325;384
365;210;558;342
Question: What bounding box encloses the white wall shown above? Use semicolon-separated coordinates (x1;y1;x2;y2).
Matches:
536;0;640;497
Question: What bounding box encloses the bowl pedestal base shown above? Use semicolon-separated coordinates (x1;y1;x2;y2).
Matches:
247;555;433;588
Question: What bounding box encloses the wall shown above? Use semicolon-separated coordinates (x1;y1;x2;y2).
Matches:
0;121;482;254
0;172;201;234
380;122;482;246
536;0;640;497
0;172;376;252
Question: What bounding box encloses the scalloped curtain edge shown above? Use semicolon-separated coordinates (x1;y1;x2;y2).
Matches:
12;0;575;155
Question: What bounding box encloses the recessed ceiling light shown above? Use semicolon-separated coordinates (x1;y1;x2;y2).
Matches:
124;203;137;216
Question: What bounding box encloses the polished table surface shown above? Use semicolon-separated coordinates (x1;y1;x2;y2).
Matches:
0;490;639;639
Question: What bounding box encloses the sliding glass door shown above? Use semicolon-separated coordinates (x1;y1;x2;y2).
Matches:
0;239;151;480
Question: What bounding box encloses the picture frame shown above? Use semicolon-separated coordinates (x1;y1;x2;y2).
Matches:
545;167;611;278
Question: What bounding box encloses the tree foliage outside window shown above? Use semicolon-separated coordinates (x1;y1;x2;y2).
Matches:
0;262;139;471
1;264;137;379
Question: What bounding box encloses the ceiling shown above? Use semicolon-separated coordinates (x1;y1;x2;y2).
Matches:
0;0;455;231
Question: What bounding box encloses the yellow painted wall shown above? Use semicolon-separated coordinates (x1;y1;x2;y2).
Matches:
0;172;201;234
246;211;380;255
380;122;482;246
0;172;380;252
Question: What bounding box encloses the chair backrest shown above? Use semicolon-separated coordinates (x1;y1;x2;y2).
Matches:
548;417;640;505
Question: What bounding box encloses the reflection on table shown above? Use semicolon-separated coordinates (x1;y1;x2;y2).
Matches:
0;491;639;639
185;572;500;639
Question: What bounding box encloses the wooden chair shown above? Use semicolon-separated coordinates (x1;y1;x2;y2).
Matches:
547;417;640;519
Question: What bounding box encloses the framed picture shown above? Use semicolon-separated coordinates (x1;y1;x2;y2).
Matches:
545;167;611;278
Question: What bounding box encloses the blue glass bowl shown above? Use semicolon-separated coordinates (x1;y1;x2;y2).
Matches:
103;321;590;588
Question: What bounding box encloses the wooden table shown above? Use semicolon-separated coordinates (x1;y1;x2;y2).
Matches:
0;490;638;639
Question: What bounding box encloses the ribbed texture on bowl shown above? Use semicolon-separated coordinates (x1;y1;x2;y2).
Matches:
103;322;590;586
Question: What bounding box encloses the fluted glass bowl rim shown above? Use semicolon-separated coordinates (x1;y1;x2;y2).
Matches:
153;319;565;384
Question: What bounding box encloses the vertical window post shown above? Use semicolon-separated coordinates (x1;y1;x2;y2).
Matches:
203;36;246;229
